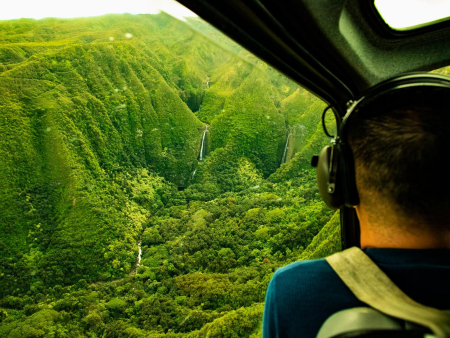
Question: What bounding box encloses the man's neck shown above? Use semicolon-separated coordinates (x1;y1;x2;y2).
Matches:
360;226;450;249
356;205;450;249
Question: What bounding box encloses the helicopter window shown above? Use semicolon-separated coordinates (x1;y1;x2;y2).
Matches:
374;0;450;31
0;0;339;336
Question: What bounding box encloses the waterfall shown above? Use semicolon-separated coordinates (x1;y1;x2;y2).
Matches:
199;126;208;161
191;168;197;180
206;81;209;88
199;132;206;161
281;133;290;164
136;241;142;271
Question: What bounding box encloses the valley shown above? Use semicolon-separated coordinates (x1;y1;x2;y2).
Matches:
0;13;339;337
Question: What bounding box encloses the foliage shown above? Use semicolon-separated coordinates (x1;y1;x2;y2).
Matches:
0;12;341;338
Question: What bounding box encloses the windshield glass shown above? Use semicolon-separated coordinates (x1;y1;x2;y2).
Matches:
0;1;338;336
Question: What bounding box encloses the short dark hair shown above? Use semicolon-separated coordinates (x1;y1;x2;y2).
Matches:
348;86;450;228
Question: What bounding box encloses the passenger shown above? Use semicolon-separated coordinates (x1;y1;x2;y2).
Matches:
262;83;450;338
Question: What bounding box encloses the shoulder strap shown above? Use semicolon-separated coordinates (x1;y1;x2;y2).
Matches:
325;247;450;338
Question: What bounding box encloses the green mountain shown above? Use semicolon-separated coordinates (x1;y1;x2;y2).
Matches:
0;13;340;338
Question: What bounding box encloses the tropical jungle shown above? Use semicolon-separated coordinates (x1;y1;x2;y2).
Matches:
0;10;342;337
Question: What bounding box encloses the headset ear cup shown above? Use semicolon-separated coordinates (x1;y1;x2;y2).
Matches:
317;146;344;209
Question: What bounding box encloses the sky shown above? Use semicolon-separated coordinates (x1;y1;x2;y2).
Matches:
0;0;197;21
2;0;450;29
375;0;450;30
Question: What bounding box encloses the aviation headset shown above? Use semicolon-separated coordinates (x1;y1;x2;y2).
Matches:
313;72;450;210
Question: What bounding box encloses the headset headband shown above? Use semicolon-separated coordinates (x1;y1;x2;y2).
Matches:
335;73;450;144
315;72;450;209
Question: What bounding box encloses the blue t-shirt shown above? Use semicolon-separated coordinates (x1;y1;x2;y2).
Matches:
263;248;450;338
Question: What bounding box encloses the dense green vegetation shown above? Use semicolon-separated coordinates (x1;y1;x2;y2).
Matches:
0;13;340;337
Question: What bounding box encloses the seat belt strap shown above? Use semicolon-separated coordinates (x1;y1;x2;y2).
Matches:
325;247;450;338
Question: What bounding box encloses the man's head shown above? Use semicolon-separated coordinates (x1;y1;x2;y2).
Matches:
348;86;450;233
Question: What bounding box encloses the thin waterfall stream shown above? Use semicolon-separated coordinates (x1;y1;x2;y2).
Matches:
199;125;208;162
136;240;142;272
281;132;290;164
191;125;208;182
